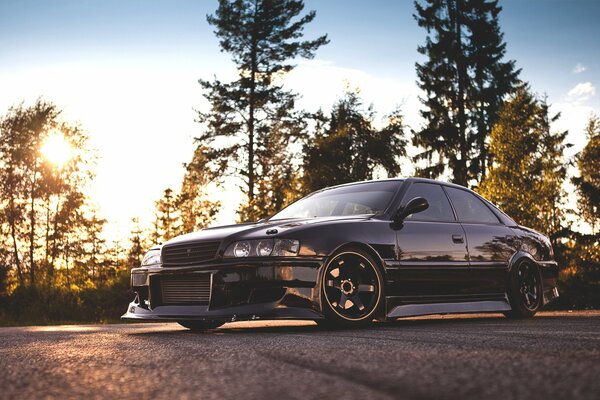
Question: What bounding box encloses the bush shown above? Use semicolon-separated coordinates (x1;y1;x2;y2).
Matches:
0;271;133;326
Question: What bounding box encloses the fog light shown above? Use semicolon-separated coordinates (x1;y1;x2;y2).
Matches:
131;272;148;287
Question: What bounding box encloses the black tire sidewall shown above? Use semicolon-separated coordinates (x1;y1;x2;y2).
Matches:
178;320;224;331
507;260;543;318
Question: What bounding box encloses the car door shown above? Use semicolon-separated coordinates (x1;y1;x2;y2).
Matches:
444;186;517;295
387;182;471;299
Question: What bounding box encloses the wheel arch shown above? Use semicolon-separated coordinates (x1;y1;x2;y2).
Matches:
506;250;545;290
327;241;387;274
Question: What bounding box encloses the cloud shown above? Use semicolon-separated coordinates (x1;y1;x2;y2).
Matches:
565;82;596;105
573;63;587;74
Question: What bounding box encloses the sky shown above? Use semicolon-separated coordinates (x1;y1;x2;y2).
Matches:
1;0;599;242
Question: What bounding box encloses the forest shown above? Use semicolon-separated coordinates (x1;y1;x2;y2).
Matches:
0;0;598;325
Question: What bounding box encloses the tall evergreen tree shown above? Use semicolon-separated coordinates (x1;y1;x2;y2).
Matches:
179;146;221;231
572;115;600;234
413;0;520;186
127;217;147;269
197;0;328;221
478;85;570;239
153;188;180;242
302;90;407;193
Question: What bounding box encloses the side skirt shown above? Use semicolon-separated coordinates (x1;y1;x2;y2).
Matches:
386;298;511;319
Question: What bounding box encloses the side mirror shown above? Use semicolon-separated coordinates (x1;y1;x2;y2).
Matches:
394;196;429;223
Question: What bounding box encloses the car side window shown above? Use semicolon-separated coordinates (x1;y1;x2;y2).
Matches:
444;187;500;224
403;183;455;222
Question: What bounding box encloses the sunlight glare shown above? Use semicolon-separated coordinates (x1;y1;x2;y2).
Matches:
41;132;72;167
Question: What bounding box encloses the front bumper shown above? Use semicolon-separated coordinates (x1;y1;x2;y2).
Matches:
121;258;325;322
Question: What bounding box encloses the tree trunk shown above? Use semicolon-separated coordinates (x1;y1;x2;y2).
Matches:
9;204;23;286
453;0;468;187
28;169;38;287
248;2;259;205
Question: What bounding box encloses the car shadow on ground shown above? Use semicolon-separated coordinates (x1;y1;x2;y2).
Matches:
125;312;568;336
125;310;595;337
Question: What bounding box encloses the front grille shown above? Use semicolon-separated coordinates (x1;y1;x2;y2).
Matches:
161;241;220;266
160;274;211;305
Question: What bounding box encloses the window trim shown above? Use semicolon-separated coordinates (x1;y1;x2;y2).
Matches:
442;186;502;225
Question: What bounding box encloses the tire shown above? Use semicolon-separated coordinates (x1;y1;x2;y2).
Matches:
320;247;384;328
504;259;543;319
178;320;224;331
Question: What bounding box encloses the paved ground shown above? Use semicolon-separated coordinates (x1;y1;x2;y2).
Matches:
0;311;599;400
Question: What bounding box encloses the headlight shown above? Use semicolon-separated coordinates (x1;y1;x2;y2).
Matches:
224;239;300;258
141;249;161;266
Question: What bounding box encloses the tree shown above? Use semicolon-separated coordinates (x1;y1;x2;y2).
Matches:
572;115;600;234
302;90;407;193
178;146;222;232
127;217;148;269
197;0;328;220
153;188;180;243
0;99;100;289
413;0;520;186
478;85;570;238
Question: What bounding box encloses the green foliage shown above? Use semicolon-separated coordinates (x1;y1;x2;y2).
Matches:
478;85;570;237
0;270;132;325
197;0;328;221
550;231;600;310
302;90;407;193
572;115;600;233
413;0;520;185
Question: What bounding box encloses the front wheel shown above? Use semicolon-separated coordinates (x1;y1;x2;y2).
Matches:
321;248;384;328
504;260;543;319
178;320;224;331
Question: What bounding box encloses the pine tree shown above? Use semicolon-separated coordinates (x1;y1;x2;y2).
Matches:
153;188;180;242
127;217;147;269
572;115;600;234
302;90;407;193
413;0;520;186
478;85;570;238
197;0;328;221
179;146;221;232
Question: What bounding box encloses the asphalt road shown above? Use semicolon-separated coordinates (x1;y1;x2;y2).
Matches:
1;311;599;400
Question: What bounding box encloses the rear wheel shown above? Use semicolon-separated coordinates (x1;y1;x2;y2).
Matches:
504;260;543;319
178;320;224;331
321;248;384;327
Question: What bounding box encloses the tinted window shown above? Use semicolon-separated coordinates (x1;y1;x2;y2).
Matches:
270;181;402;220
445;187;500;224
403;183;455;222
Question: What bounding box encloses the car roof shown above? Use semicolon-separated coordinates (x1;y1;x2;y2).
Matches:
320;176;464;191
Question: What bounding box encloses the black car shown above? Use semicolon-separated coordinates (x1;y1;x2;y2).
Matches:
122;178;559;329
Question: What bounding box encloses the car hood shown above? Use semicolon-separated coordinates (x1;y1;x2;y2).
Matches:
162;215;373;247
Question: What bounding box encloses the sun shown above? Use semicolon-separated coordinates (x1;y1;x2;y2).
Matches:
41;132;72;167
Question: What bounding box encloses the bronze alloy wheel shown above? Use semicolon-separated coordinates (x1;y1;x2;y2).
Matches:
321;248;383;326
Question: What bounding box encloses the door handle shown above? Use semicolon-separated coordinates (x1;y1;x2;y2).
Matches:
452;234;464;244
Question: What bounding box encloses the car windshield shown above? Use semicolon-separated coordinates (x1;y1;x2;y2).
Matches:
270;180;402;220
